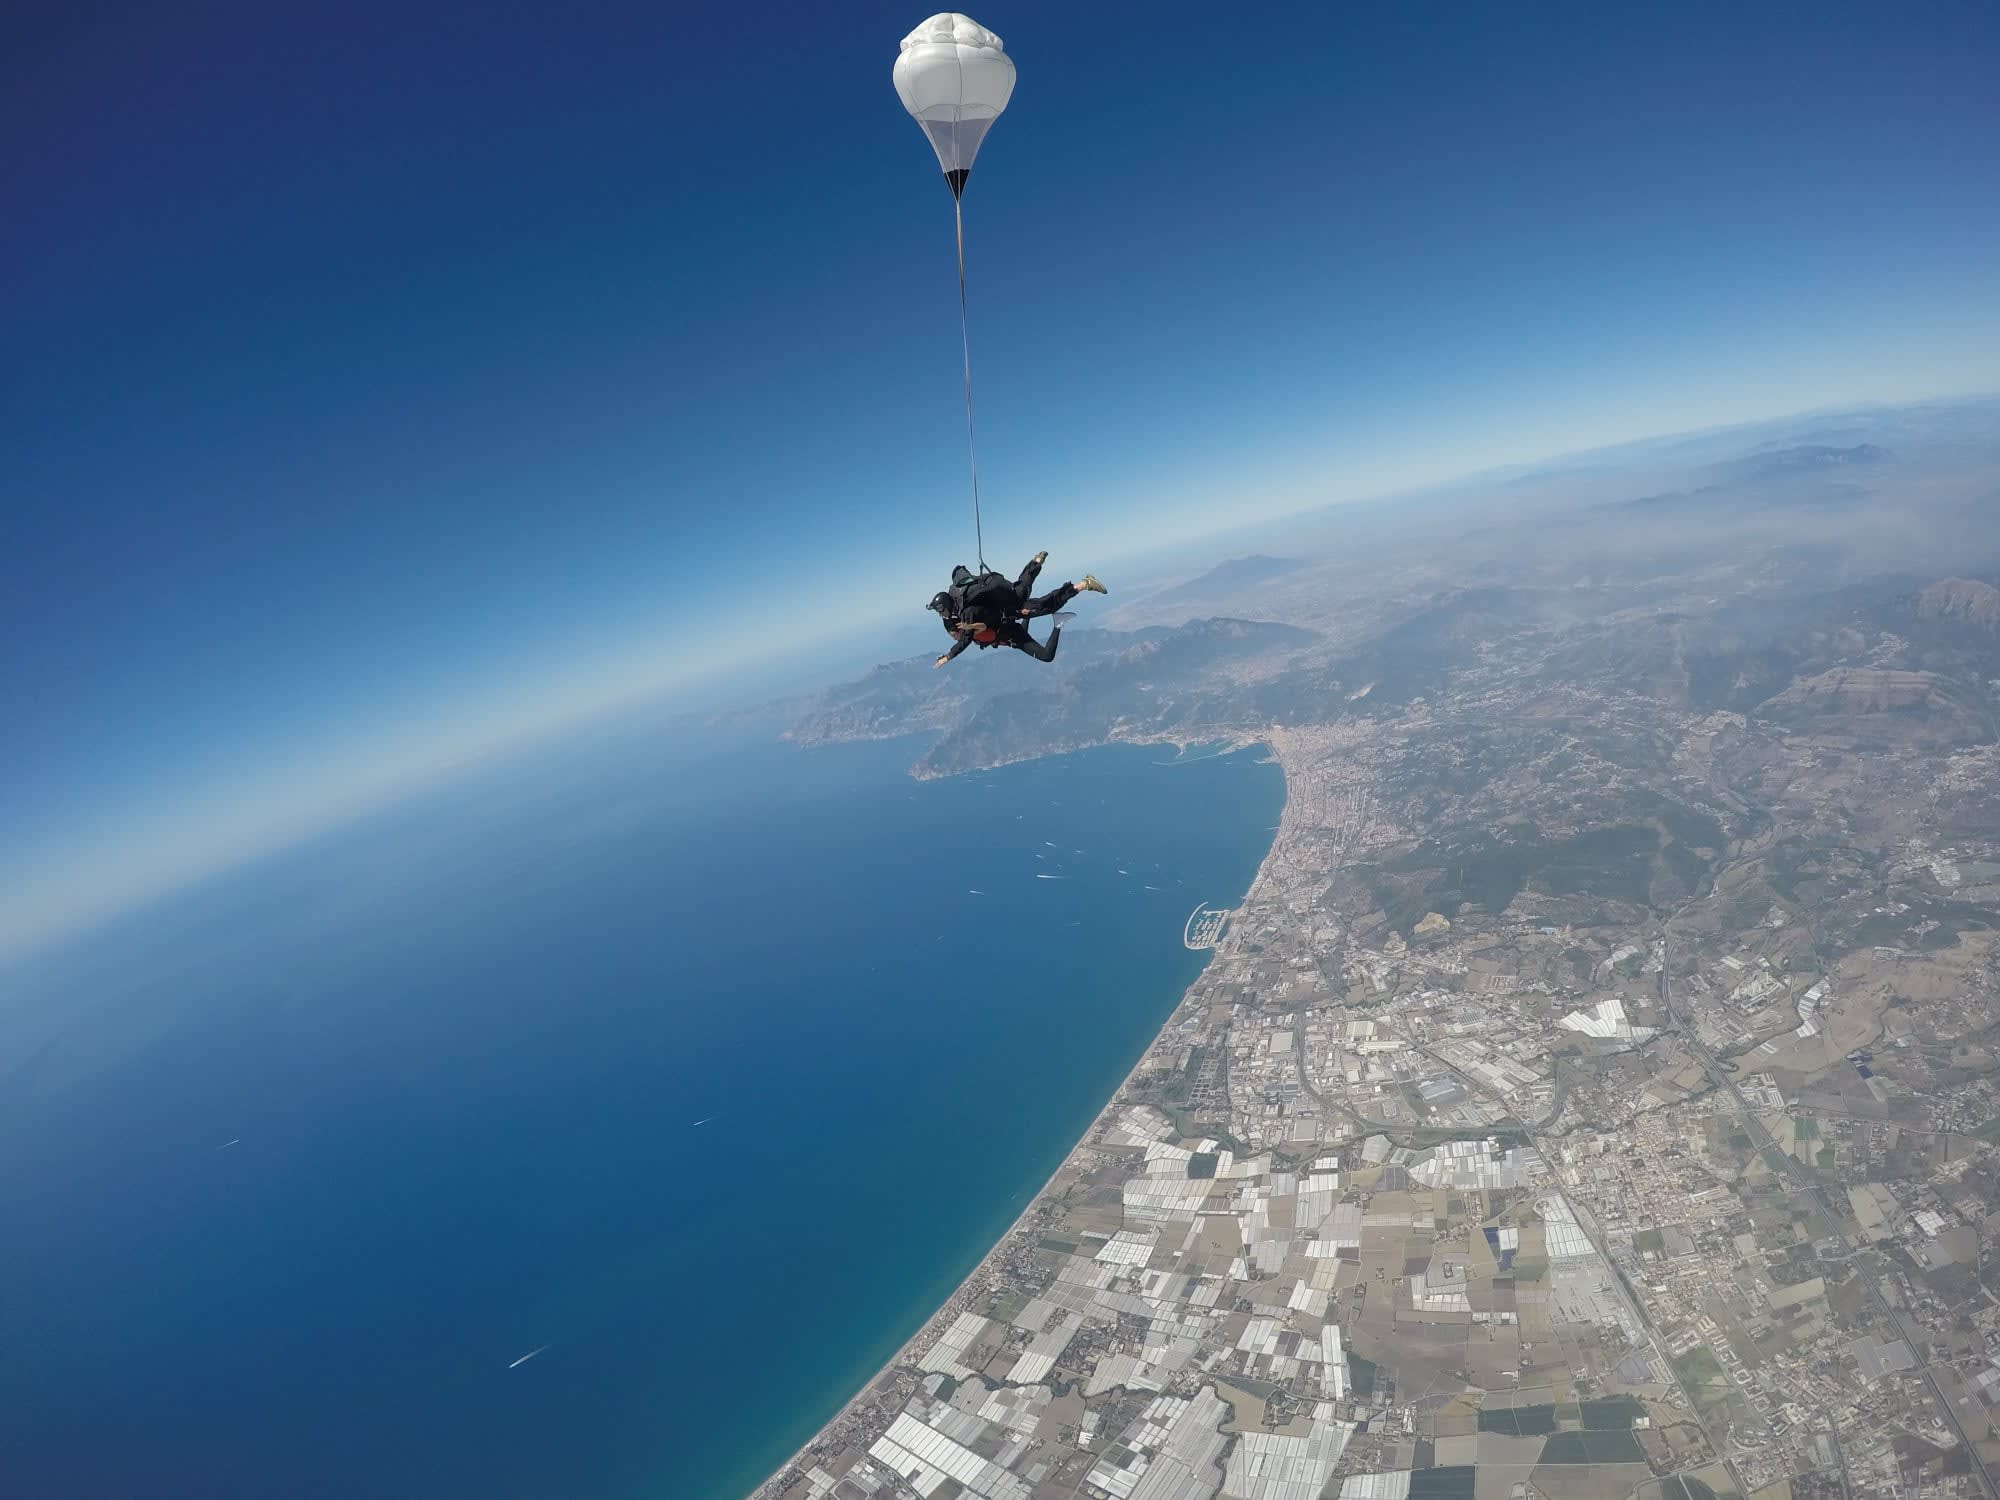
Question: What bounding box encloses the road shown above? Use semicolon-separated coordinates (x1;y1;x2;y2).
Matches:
1824;1405;1855;1500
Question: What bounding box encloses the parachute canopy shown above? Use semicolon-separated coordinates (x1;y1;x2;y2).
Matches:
893;13;1016;197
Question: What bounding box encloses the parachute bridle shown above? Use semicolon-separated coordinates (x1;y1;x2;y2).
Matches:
896;14;1013;575
953;151;986;571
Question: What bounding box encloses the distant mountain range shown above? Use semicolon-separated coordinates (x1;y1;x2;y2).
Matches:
777;395;2000;795
1474;394;1996;487
1704;442;1894;482
786;615;1319;776
1605;443;1894;514
1162;554;1303;594
1110;555;1307;624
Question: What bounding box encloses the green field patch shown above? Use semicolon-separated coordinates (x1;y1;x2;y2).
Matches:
1377;823;1662;921
1579;1396;1645;1429
1972;1118;2000;1145
1638;794;1727;853
1401;1126;1530;1150
1480;1404;1558;1436
1816;1147;1837;1169
1540;1431;1647;1464
1187;1152;1219;1179
1673;1348;1724;1385
1793;1117;1818;1138
1662;839;1707;888
990;1291;1028;1324
1664;1477;1720;1500
1408;1468;1475;1500
1347;1355;1379;1397
1853;912;1908;947
1037;1236;1078;1254
1633;1228;1666;1254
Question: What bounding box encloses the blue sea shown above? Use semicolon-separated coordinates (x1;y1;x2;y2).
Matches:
0;717;1281;1499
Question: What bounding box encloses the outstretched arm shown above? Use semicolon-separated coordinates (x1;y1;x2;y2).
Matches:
935;633;972;668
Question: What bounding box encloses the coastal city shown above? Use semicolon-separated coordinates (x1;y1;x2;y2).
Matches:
16;9;2000;1497
761;457;2000;1500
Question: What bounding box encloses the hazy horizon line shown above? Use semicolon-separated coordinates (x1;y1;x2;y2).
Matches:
7;384;1994;974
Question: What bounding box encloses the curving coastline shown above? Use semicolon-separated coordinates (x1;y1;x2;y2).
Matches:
747;744;1292;1499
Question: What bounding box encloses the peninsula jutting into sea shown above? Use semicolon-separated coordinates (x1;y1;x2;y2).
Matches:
753;400;2000;1500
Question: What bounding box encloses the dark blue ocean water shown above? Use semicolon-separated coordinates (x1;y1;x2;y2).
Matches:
0;722;1280;1499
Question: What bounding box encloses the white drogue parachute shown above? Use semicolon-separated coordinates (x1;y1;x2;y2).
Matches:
893;12;1016;199
893;13;1016;570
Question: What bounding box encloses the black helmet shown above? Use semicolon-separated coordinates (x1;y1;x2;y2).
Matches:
928;591;953;614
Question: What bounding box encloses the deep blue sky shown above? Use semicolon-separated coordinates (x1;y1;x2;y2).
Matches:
5;0;1998;960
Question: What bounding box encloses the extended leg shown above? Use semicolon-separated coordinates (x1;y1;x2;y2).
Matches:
1013;551;1047;597
1020;581;1079;619
1007;623;1061;662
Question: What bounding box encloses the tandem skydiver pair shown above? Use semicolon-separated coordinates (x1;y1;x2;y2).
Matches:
928;552;1105;667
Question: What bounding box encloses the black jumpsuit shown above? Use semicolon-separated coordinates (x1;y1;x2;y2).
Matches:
937;554;1069;663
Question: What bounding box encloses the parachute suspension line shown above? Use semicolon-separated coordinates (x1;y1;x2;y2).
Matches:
954;190;987;573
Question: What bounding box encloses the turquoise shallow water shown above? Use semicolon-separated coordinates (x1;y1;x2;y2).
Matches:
0;722;1282;1498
